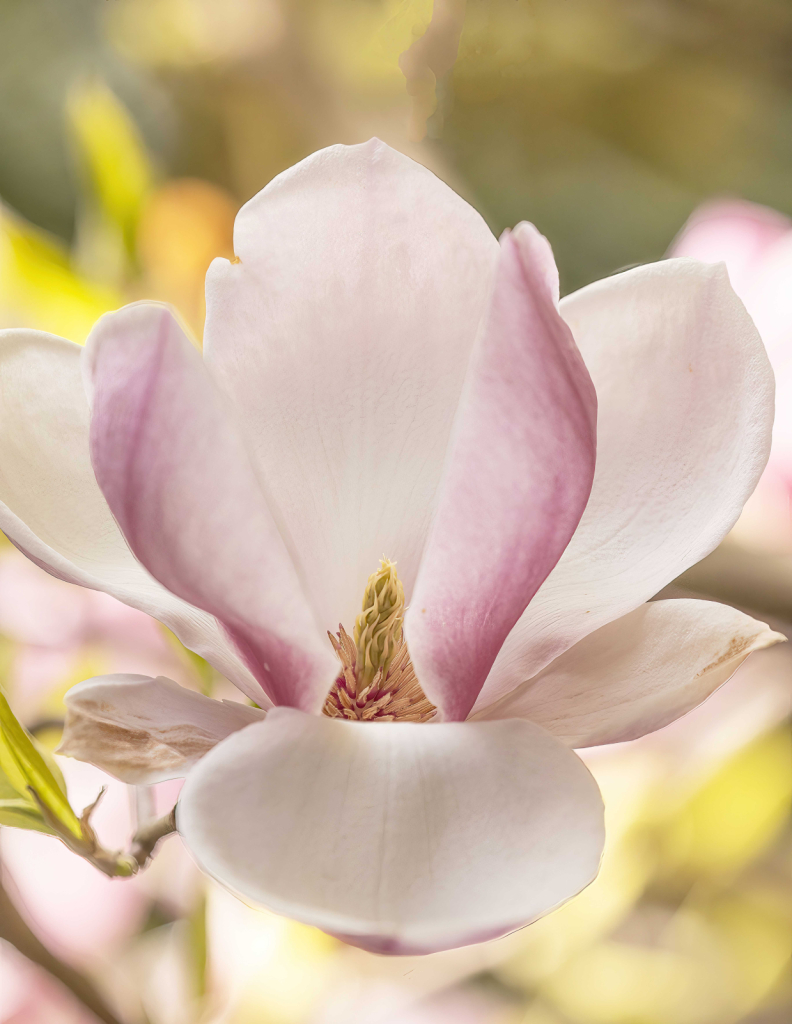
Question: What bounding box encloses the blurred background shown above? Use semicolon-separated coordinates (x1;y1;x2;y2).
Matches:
0;2;791;1023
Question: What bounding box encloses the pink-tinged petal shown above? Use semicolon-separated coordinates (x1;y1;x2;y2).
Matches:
474;260;774;712
85;303;337;712
668;200;791;297
58;673;265;783
0;328;262;702
406;225;597;720
203;139;500;634
475;600;784;747
178;709;604;955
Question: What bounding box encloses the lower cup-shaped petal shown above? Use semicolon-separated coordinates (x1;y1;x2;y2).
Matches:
177;709;605;954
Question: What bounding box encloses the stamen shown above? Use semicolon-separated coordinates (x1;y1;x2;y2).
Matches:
354;558;404;694
322;560;436;723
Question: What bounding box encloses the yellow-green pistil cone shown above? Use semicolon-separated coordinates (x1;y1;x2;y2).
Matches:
353;558;405;693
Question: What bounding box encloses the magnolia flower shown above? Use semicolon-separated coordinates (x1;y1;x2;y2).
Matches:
0;141;780;955
669;200;792;548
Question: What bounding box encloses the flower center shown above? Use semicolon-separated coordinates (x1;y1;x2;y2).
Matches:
322;559;436;723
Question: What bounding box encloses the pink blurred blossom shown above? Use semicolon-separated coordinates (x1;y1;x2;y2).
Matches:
670;200;792;550
0;941;98;1024
314;982;516;1024
0;545;194;719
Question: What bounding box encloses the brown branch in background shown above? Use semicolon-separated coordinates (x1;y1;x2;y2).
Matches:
0;863;128;1024
672;544;792;628
400;0;467;140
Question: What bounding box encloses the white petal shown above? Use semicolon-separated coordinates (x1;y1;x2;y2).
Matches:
475;260;774;710
203;140;500;632
0;328;262;702
475;600;784;747
59;674;265;783
177;709;604;954
670;201;792;467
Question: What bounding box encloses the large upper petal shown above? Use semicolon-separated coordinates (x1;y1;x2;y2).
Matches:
58;673;265;783
203;139;500;634
0;328;261;701
177;709;605;955
475;599;784;746
406;225;597;721
475;260;774;711
85;303;337;712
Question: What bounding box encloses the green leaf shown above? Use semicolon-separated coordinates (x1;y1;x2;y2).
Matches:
160;625;215;696
0;733;62;835
0;210;122;344
0;797;56;833
67;78;154;258
0;689;82;838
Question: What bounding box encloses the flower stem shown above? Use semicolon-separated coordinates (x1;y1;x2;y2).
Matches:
29;788;177;878
128;806;178;869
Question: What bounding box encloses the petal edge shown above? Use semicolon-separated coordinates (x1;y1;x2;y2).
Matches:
477;600;785;748
59;674;265;783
